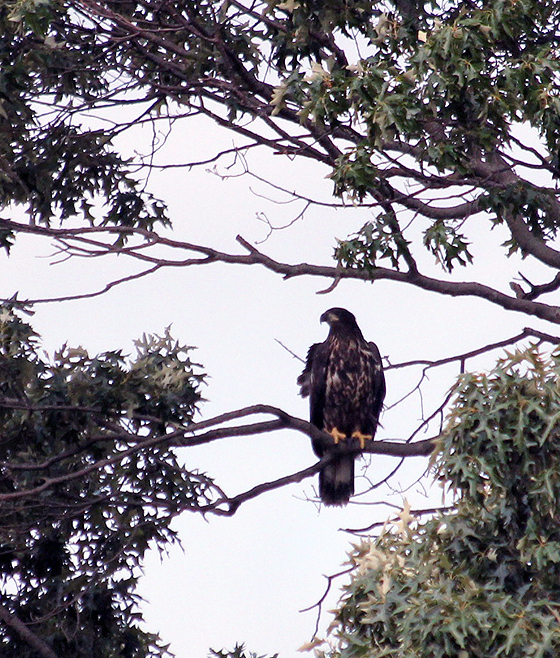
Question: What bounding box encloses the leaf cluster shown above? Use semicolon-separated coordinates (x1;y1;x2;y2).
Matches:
0;0;170;231
324;347;560;657
2;0;560;277
334;216;407;272
0;306;209;657
209;644;277;658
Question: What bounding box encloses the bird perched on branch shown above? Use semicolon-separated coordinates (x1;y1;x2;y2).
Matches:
297;308;386;506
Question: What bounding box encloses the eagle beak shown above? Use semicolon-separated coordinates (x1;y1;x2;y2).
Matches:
320;311;336;324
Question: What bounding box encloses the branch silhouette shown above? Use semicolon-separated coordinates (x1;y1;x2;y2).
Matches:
0;400;434;515
4;217;560;325
0;604;59;658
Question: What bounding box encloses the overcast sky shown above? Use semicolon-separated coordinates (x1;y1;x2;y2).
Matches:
2;115;554;657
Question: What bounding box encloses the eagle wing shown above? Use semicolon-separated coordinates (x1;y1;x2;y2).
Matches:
367;340;386;431
297;341;330;454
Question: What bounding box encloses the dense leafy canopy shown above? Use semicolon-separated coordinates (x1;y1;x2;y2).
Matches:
1;0;560;293
325;349;560;657
0;306;207;657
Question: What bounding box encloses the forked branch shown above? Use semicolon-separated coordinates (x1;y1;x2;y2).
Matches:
4;216;560;325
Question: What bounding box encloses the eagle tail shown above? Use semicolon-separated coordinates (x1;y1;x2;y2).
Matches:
319;455;354;506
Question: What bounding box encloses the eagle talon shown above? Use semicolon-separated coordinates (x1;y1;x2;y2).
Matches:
351;431;373;450
329;427;347;445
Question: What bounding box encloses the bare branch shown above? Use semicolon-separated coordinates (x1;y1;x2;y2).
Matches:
386;327;560;371
202;459;326;516
514;272;560;301
233;236;560;325
6;213;560;323
299;565;355;639
275;339;306;363
6;208;560;325
340;506;454;536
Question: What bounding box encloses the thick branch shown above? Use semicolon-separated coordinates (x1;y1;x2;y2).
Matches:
0;603;59;658
0;403;434;509
472;153;560;268
4;216;560;323
505;212;560;269
234;237;560;324
396;192;485;220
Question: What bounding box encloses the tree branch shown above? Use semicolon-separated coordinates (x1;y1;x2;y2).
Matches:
471;152;560;269
5;214;560;324
203;460;325;516
514;272;560;301
0;602;60;658
386;327;560;371
233;237;560;324
0;402;434;511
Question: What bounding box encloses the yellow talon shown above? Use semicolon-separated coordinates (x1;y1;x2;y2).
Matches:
329;427;347;444
351;431;373;450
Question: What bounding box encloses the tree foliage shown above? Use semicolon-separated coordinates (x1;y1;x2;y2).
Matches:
1;0;560;322
323;348;560;657
0;306;207;657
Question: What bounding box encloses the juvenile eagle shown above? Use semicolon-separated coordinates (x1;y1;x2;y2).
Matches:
297;308;386;506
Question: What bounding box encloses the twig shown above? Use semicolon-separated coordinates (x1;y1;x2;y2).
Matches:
385;327;560;371
299;566;354;638
340;505;453;535
274;338;305;363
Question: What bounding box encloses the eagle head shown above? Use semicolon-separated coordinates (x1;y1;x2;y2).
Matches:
320;307;359;330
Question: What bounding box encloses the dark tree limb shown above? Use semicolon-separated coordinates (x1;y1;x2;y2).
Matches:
2;216;558;325
233;237;560;325
386;327;560;371
0;603;60;658
0;400;435;511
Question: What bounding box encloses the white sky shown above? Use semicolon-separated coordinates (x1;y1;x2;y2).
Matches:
2;115;557;657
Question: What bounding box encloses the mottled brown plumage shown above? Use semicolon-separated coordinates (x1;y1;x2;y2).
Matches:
297;308;385;505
